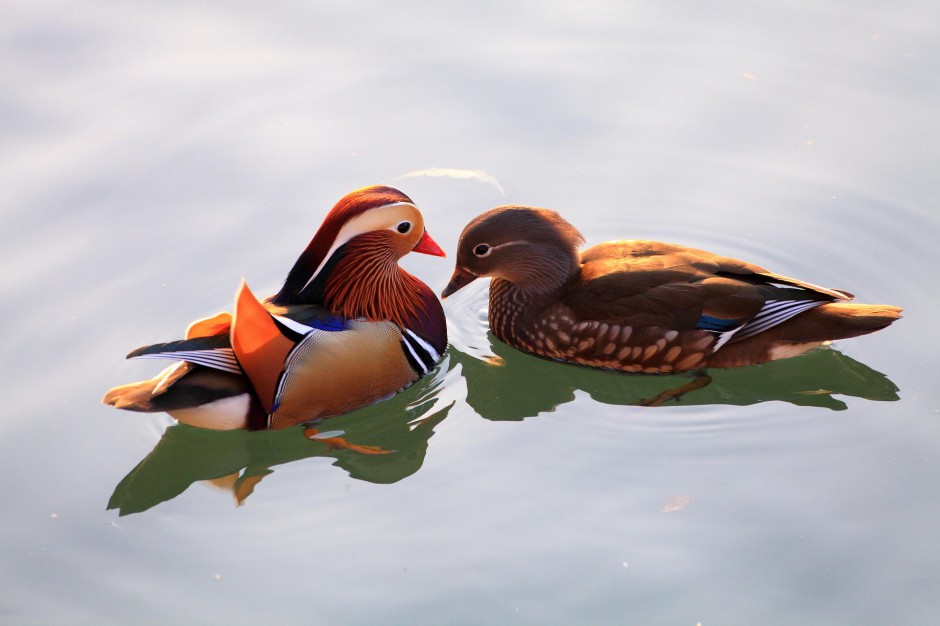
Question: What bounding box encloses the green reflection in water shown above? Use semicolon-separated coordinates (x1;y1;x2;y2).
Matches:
110;340;897;516
108;363;453;516
451;332;899;421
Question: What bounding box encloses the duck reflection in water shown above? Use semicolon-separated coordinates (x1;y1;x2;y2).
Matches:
108;365;452;516
110;338;897;516
448;329;898;422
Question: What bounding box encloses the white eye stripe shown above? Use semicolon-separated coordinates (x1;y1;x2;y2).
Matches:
300;202;419;293
474;240;527;255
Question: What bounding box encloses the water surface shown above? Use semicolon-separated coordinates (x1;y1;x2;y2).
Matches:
2;1;938;624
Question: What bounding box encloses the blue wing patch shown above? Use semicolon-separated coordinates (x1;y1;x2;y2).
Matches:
696;315;740;332
306;315;346;332
271;312;347;342
277;311;347;333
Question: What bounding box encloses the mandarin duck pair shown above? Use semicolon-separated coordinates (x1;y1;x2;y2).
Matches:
104;187;901;430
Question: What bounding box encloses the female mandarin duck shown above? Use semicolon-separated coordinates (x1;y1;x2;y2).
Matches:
103;185;447;430
442;206;900;373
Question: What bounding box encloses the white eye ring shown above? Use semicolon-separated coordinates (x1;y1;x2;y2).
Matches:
473;243;491;257
396;221;412;234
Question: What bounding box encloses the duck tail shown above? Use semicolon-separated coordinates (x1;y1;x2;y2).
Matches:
102;377;166;412
102;362;193;411
812;302;903;339
706;301;901;368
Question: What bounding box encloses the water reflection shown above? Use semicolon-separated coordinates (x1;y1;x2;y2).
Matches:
108;362;453;516
451;332;899;421
110;336;898;514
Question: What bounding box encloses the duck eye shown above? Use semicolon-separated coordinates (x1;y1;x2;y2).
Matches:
473;243;491;257
397;221;411;234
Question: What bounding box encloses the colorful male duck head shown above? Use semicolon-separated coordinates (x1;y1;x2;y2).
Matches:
273;185;445;312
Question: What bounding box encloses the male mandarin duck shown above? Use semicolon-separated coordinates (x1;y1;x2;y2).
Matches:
442;206;900;373
103;185;447;430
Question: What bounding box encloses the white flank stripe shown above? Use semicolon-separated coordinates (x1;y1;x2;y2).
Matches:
401;337;429;374
404;329;440;363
